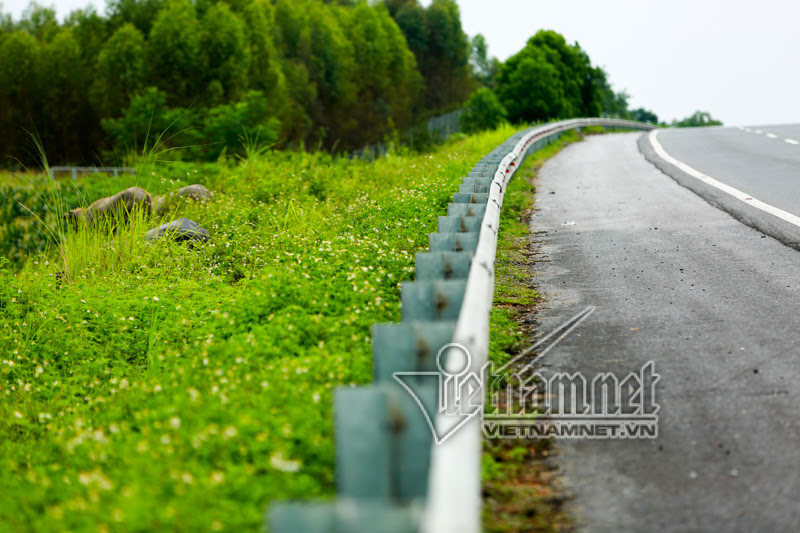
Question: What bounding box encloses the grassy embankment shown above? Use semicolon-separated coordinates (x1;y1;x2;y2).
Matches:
483;129;585;532
0;125;517;531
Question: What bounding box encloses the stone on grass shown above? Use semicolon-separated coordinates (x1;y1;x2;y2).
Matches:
176;184;212;200
154;184;212;216
146;218;209;243
66;186;151;225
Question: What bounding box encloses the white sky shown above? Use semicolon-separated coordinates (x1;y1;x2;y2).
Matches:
3;0;799;126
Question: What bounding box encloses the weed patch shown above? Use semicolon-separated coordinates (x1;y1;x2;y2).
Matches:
483;131;580;532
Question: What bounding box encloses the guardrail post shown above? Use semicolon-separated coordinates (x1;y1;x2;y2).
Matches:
372;322;456;381
334;383;438;502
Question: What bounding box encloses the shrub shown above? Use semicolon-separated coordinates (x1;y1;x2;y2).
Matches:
461;87;507;132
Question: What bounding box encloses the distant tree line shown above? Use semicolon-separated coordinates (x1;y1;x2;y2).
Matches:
0;0;475;166
671;111;723;128
460;30;666;133
2;1;713;167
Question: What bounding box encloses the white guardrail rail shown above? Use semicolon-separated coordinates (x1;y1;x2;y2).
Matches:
269;118;654;533
422;118;654;533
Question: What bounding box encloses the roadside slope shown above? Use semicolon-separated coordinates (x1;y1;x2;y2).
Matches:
531;133;800;530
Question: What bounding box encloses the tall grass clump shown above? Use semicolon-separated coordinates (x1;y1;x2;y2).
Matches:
12;133;76;280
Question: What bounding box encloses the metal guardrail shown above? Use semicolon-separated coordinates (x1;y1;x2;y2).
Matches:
426;109;465;140
268;118;654;533
353;108;466;160
49;166;135;180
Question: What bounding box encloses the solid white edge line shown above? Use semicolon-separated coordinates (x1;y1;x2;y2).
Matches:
786;139;799;145
649;130;800;228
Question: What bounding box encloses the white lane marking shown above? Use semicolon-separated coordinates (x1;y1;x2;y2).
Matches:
649;130;800;228
744;128;752;132
786;139;799;145
755;130;763;134
767;133;778;138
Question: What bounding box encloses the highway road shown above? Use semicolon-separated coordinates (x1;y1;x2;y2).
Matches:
656;125;800;217
530;129;800;531
642;125;800;249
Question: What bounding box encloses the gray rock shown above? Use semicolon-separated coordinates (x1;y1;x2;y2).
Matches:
66;186;152;225
176;184;212;201
146;218;209;242
154;184;213;216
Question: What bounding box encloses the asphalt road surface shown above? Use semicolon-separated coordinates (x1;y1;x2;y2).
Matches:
530;130;800;531
656;125;800;217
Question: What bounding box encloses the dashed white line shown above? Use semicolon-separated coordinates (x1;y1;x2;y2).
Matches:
649;130;800;229
744;128;800;146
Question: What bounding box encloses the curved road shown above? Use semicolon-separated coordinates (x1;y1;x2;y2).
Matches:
531;129;800;531
657;125;800;216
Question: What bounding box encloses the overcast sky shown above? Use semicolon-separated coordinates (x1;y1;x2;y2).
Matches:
3;0;799;126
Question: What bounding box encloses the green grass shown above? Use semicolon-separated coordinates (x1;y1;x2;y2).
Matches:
483;130;580;533
486;130;579;369
0;125;518;531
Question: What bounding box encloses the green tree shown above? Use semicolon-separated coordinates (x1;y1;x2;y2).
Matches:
631;108;658;124
145;0;204;107
273;0;358;148
202;90;280;159
40;29;89;162
495;30;614;122
242;0;291;145
496;50;564;122
420;0;472;111
375;3;422;131
391;0;427;53
106;0;166;35
195;0;250;16
388;0;472;112
460;87;506;132
0;8;12;32
673;111;723;128
243;1;286;101
342;2;421;145
306;3;358;146
101;87;198;157
64;7;110;64
526;31;587;117
19;3;58;42
90;23;146;119
279;61;317;148
0;31;43;165
199;2;251;103
470;34;499;88
0;0;447;163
